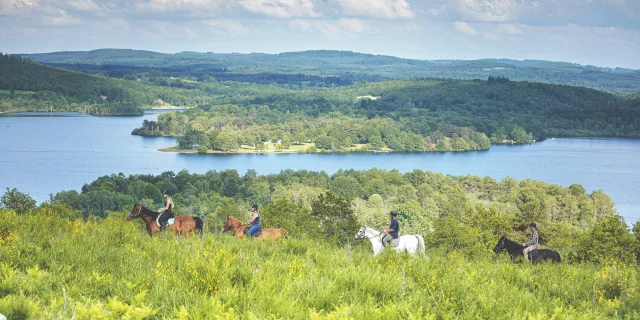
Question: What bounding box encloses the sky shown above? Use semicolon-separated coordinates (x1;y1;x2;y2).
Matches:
1;0;639;69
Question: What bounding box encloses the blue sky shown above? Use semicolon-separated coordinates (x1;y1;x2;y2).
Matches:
1;0;639;68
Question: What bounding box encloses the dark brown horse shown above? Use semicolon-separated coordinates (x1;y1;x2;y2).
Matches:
493;235;561;265
221;216;288;241
127;204;203;239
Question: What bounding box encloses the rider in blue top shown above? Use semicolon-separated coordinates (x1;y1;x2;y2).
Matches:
246;204;261;237
381;210;400;247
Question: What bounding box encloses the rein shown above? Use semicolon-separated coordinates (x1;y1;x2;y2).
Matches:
358;228;383;241
128;205;142;219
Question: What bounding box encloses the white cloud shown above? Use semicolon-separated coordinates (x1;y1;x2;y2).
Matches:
336;0;415;19
202;19;247;35
453;0;531;23
107;17;129;29
42;8;83;26
503;23;524;34
337;18;364;33
288;18;371;40
66;0;104;12
133;0;226;13
453;21;477;35
238;0;318;18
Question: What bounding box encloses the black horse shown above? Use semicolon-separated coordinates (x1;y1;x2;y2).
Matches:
493;235;561;265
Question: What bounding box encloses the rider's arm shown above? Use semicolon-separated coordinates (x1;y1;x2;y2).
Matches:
247;212;257;224
158;198;171;212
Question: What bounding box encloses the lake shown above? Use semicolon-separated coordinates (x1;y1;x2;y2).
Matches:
1;111;638;225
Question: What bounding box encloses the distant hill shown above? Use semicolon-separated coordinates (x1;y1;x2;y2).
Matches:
0;54;208;114
20;49;640;92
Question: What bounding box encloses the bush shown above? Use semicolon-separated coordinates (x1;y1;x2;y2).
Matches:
577;215;638;263
261;198;321;239
0;188;36;215
311;192;359;244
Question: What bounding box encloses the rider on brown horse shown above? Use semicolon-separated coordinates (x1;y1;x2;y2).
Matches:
246;204;261;237
157;190;174;229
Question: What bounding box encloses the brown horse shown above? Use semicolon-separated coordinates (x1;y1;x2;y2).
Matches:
127;204;204;239
221;216;288;241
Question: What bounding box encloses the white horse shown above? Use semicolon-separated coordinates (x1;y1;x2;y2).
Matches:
354;225;425;256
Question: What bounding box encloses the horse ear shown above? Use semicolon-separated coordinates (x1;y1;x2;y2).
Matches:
227;215;230;219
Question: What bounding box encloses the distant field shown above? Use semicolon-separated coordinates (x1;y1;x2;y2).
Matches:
356;95;380;100
0;89;34;95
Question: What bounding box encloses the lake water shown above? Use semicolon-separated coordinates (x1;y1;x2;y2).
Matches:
1;111;638;225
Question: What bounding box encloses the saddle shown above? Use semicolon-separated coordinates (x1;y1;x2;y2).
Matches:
156;215;174;229
528;249;539;259
244;226;262;237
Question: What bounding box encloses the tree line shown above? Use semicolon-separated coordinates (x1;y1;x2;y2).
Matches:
18;168;634;263
21;49;640;92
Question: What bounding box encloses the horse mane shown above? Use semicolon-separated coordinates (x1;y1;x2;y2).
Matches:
138;204;159;219
501;236;523;250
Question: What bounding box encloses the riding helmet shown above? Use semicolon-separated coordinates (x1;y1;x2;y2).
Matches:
252;204;259;210
163;190;170;196
529;222;536;228
390;210;398;216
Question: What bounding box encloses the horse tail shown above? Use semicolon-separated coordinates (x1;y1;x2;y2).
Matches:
279;228;289;240
194;216;204;238
416;235;426;256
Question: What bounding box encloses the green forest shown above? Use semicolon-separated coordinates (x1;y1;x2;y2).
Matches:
132;77;640;153
21;49;640;92
1;170;639;318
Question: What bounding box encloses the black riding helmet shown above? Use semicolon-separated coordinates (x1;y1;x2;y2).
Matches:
529;222;536;228
163;190;170;196
390;210;398;217
251;204;259;210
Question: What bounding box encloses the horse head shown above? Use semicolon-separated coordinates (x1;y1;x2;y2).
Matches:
354;226;368;240
127;204;142;221
493;235;506;253
222;215;240;233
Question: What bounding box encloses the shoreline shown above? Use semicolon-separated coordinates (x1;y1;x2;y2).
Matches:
148;106;190;110
157;146;490;155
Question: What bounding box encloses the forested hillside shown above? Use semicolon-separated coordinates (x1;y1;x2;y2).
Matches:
0;54;212;115
132;78;639;153
38;168;639;262
21;49;640;92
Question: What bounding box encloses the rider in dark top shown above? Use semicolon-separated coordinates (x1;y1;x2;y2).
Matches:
246;204;261;237
157;190;174;228
381;210;400;247
522;222;539;263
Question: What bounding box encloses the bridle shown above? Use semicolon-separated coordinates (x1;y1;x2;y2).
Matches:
355;227;383;242
223;218;246;234
127;205;142;220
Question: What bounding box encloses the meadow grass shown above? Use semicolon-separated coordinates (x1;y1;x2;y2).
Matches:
0;209;638;319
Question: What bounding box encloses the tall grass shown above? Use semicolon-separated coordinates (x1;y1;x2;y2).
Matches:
0;209;638;319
